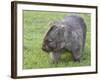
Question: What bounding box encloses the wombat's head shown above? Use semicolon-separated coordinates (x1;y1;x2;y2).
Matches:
42;21;66;52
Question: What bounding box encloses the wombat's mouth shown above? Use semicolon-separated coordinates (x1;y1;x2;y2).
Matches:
42;47;58;53
42;46;51;52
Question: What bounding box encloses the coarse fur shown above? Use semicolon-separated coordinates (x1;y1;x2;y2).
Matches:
42;15;87;63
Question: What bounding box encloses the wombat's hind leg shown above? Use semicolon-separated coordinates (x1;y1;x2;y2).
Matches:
50;52;60;64
72;50;81;62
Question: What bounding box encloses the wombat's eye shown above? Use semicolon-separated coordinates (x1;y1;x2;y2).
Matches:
48;39;52;42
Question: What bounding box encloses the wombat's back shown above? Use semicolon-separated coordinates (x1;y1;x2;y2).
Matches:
64;15;86;31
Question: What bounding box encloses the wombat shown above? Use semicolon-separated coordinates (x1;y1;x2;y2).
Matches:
42;15;87;63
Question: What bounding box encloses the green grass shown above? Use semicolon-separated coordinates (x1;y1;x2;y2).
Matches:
23;11;91;69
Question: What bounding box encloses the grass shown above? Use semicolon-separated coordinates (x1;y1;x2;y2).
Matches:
23;11;91;69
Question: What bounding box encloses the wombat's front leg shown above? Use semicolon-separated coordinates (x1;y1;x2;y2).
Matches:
49;52;60;64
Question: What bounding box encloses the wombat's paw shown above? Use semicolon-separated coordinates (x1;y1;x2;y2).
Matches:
50;60;58;64
73;58;80;62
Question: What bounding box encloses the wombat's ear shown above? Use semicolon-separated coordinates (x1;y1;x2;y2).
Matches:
49;21;58;27
49;21;54;27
